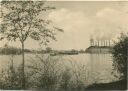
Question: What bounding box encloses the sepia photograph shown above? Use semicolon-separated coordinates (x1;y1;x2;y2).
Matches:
0;0;127;90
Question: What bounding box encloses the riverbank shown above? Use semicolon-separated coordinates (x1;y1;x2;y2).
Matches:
86;79;127;90
85;46;112;54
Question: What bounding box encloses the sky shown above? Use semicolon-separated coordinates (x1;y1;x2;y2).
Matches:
0;1;128;50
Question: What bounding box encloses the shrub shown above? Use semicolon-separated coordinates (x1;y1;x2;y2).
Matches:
27;54;63;90
27;54;87;90
112;33;128;79
59;68;72;89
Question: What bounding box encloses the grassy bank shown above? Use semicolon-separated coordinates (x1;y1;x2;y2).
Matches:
86;79;127;90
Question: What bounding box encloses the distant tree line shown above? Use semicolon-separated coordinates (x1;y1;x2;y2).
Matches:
0;46;21;55
0;45;36;55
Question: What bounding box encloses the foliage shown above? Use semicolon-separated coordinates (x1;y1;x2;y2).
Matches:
68;59;87;89
0;1;63;44
0;55;23;89
112;33;128;79
46;47;52;53
59;68;71;89
0;1;63;88
0;54;87;90
26;55;62;90
26;55;87;90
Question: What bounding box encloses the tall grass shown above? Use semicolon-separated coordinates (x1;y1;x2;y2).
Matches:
27;54;88;90
0;55;22;89
0;54;88;90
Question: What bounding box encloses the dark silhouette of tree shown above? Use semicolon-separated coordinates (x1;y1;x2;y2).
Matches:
112;33;128;80
0;1;63;89
46;47;52;53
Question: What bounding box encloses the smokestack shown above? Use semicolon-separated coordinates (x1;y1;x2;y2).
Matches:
100;41;102;46
106;40;108;46
104;41;105;46
101;41;104;46
90;38;94;46
95;41;97;46
98;40;100;46
93;40;94;46
96;41;98;46
109;40;111;46
93;40;95;46
105;40;106;46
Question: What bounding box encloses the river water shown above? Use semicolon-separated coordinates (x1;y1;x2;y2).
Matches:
0;53;120;86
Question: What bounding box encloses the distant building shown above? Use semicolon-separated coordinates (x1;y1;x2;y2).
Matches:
90;38;113;47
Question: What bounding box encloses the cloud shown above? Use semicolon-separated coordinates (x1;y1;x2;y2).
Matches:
49;8;91;30
90;7;128;40
46;0;128;1
1;5;128;50
48;8;91;49
48;7;128;50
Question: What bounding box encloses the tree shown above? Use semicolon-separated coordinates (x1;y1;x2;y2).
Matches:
0;1;63;89
46;47;52;53
112;33;128;80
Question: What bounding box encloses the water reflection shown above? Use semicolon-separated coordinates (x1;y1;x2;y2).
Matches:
0;53;120;86
88;53;119;84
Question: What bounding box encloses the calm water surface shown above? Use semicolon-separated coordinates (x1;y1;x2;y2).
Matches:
0;53;120;86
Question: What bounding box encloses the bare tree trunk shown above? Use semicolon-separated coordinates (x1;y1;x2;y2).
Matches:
126;41;128;80
10;55;14;87
21;42;25;89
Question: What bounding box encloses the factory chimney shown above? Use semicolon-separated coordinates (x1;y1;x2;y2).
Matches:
90;38;94;46
97;40;100;47
109;40;111;46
